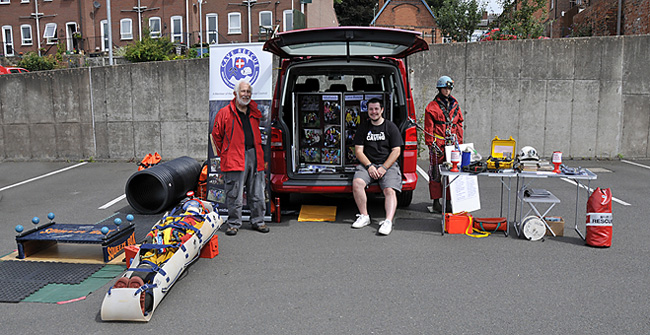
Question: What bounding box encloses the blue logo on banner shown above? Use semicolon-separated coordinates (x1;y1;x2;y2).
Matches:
220;48;261;89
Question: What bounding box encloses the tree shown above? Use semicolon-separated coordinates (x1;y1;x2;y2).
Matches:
490;0;546;39
334;0;378;26
124;33;175;63
434;0;484;42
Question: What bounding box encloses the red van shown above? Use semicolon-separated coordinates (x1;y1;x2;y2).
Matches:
262;27;428;207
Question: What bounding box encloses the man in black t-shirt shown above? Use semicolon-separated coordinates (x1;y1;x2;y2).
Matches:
351;98;403;235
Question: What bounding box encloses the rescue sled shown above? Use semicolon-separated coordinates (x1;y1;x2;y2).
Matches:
101;198;222;322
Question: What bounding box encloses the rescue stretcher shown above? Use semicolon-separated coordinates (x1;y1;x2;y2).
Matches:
101;199;222;322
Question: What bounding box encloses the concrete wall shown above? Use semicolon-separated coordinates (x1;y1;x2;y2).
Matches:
410;35;650;159
1;35;649;162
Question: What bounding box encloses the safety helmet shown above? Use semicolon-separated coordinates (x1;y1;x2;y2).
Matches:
436;76;454;89
182;199;202;212
518;146;540;161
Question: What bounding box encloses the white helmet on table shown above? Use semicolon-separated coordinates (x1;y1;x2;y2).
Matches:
518;146;539;161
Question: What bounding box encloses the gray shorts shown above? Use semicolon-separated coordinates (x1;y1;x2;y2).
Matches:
354;163;402;192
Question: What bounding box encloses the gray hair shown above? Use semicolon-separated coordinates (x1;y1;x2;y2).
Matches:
234;79;253;94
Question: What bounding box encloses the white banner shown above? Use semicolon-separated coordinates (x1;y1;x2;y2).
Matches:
209;43;273;101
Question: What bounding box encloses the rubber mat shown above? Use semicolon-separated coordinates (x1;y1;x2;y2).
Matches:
23;265;125;303
0;261;104;303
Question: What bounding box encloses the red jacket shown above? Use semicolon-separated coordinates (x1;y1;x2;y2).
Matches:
211;98;265;172
424;94;464;151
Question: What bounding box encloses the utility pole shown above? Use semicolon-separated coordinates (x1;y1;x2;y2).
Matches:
107;0;114;65
20;0;57;56
121;0;159;41
230;0;270;43
198;0;206;57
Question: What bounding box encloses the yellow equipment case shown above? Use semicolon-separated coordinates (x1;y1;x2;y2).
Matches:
486;136;516;171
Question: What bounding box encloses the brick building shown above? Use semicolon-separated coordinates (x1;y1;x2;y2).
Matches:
545;0;650;38
0;0;338;57
371;0;439;44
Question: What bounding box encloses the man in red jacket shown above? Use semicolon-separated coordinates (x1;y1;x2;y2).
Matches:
424;76;464;213
212;80;269;236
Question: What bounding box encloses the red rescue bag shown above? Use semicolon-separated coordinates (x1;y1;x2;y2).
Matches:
586;188;612;247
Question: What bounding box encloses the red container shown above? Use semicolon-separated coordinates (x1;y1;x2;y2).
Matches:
445;213;471;234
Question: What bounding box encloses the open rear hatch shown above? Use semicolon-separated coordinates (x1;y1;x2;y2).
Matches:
263;26;429;59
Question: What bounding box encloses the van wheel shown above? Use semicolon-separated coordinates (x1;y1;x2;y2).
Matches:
397;190;413;208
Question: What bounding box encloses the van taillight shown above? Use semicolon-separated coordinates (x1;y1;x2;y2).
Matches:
271;127;283;150
404;126;417;150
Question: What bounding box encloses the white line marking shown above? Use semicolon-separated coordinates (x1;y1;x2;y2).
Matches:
622;159;650;170
560;178;631;206
417;164;429;182
0;162;88;192
98;194;126;210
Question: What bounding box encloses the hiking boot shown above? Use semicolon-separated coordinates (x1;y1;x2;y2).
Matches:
378;219;393;235
428;200;442;213
351;214;370;229
253;224;270;233
225;227;238;236
128;277;146;315
113;277;129;288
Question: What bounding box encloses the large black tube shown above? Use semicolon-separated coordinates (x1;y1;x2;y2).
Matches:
125;156;201;214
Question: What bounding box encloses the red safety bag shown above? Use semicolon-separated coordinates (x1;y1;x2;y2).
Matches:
586;188;612;247
473;217;507;232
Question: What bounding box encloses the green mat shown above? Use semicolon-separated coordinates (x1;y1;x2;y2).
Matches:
23;265;125;303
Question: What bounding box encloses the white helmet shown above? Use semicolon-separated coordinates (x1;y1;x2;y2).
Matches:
519;146;539;161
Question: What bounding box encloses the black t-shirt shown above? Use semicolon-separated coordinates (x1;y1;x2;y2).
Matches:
237;108;254;150
354;119;403;164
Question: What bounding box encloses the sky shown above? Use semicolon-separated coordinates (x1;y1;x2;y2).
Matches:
481;0;503;14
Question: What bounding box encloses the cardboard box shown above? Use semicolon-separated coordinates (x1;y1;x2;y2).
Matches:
544;216;565;236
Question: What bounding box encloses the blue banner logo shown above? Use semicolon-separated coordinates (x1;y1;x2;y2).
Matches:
220;48;261;89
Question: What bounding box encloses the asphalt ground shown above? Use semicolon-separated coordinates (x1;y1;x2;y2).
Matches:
0;159;648;334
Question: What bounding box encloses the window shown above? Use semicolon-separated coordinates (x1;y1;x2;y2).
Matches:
100;20;109;51
206;14;218;44
0;0;10;4
2;26;14;56
21;24;32;45
149;17;161;38
21;0;29;3
228;12;241;34
171;16;183;43
120;18;133;40
43;22;57;44
283;10;293;32
259;11;272;28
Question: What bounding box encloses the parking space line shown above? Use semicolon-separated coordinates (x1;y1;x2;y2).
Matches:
98;194;126;210
417;165;429;182
0;162;88;192
560;178;631;206
622;159;650;170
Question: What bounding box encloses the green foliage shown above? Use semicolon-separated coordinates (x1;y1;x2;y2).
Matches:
334;0;378;26
491;0;546;39
435;0;484;42
124;34;175;63
17;52;57;71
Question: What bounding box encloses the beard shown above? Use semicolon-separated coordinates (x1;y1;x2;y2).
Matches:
236;93;251;106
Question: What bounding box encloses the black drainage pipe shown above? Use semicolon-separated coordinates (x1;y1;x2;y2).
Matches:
125;156;201;214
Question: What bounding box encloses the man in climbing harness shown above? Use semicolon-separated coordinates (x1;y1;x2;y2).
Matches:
211;80;269;236
424;76;464;213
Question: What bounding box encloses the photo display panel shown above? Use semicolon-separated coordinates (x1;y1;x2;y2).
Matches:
296;93;343;172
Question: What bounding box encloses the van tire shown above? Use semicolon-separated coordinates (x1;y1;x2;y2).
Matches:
397;190;413;208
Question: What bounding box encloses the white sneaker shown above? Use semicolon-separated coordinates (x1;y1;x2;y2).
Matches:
352;214;371;229
378;219;393;235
